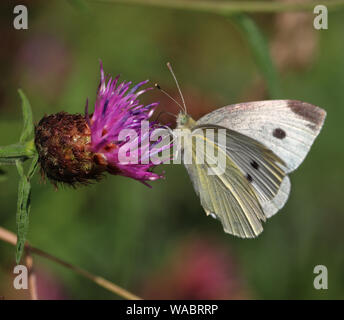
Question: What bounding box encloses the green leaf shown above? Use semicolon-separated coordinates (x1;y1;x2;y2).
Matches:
15;155;38;264
0;140;36;164
0;90;36;166
0;158;18;165
232;14;281;99
0;143;30;159
15;161;30;263
18;89;34;144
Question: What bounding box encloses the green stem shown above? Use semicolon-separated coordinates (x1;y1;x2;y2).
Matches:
92;0;344;14
233;14;281;98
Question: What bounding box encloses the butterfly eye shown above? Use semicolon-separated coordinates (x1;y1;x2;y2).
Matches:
178;114;188;125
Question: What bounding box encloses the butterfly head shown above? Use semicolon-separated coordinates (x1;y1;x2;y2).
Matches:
176;112;195;129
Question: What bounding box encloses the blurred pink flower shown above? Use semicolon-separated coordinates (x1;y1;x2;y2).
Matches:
15;33;72;100
141;238;250;299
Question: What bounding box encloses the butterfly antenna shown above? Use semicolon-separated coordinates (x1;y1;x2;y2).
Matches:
155;83;184;113
166;62;187;113
155;110;177;122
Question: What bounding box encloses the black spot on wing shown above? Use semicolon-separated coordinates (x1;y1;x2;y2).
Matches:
246;174;253;182
251;160;259;170
273;128;286;139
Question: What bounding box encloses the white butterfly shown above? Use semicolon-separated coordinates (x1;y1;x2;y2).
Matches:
162;64;326;238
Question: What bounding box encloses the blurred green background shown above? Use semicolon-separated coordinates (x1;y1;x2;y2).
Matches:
0;0;343;299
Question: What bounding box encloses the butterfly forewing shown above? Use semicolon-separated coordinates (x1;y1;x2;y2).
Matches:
196;100;326;173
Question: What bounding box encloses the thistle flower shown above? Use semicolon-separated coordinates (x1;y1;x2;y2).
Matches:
35;62;170;187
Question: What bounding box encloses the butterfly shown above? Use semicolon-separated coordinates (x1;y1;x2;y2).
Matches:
160;63;326;238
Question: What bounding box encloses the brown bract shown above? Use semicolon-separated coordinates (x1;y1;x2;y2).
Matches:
34;112;105;187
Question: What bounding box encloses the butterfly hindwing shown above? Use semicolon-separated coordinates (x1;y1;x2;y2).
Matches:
192;125;289;221
183;125;290;238
261;176;291;218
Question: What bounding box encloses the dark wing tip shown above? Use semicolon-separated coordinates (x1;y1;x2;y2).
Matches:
287;100;326;131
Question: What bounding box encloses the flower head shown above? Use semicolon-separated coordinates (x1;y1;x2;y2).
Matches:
35;61;171;187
